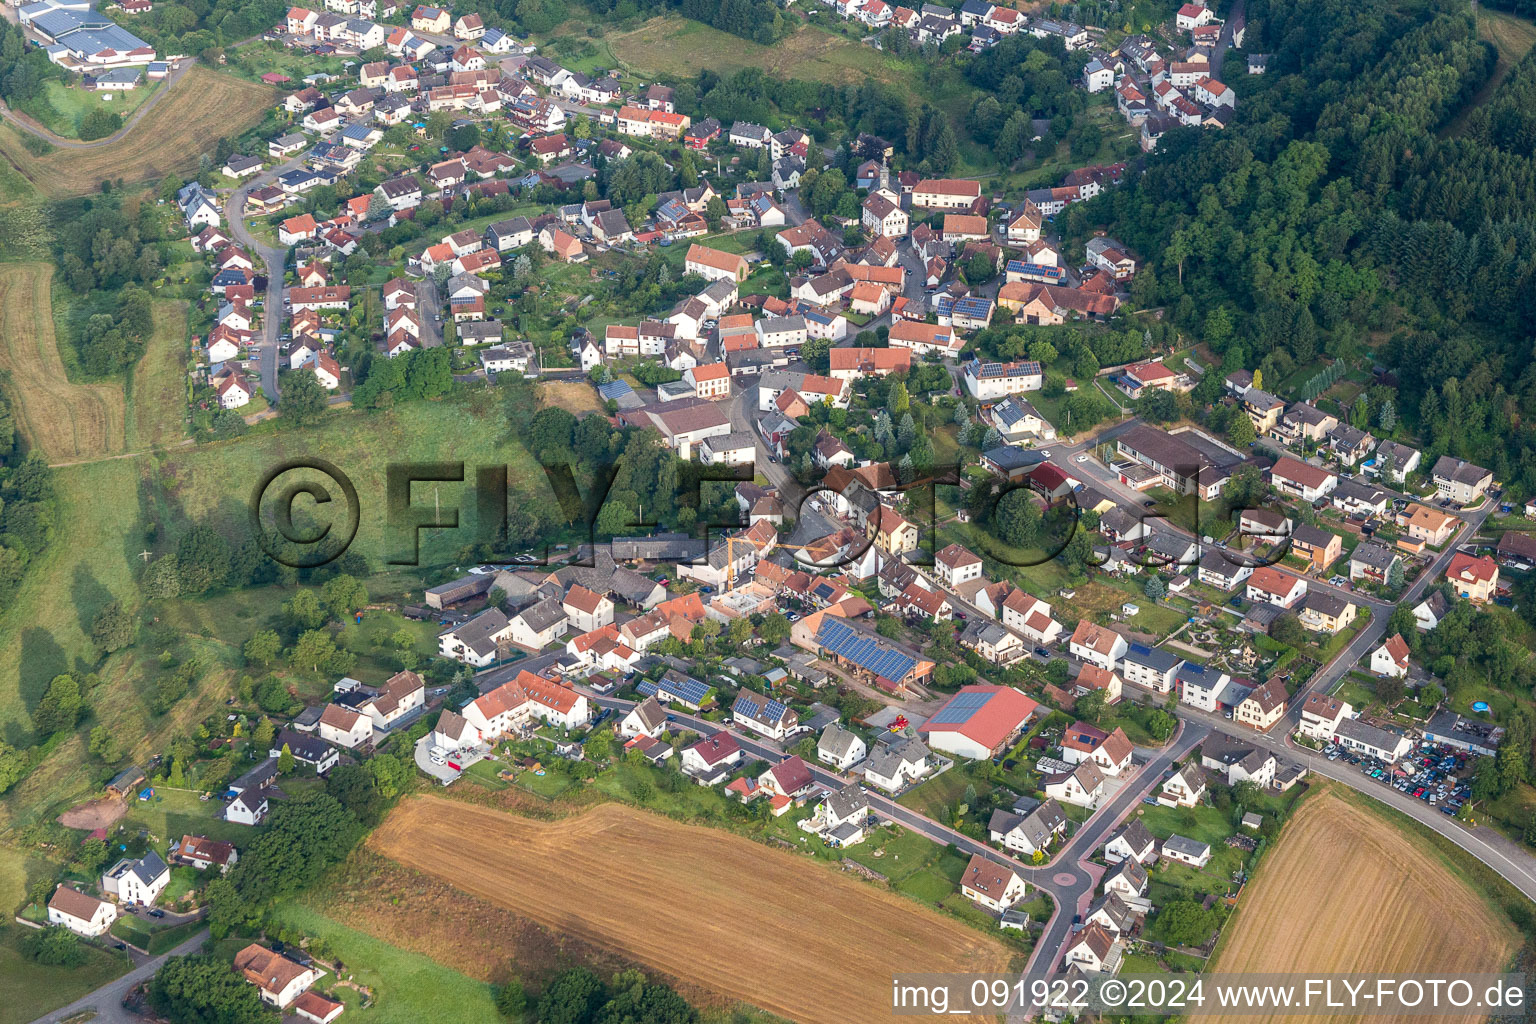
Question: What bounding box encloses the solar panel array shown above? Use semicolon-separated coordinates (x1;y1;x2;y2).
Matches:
660;675;712;705
927;689;992;726
818;618;917;683
739;692;792;722
635;680;659;696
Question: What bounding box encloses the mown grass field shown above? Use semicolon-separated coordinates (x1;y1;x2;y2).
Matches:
0;67;275;198
0;926;131;1024
1196;786;1519;1024
126;299;190;451
269;903;503;1024
26;77;162;141
0;263;129;461
370;796;1014;1024
0;393;540;829
603;16;915;93
1446;9;1536;137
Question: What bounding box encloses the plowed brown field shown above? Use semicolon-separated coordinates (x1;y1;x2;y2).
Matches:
369;796;1013;1024
1198;788;1518;1024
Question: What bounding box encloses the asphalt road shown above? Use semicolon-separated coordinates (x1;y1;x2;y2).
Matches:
29;927;209;1024
224;158;307;402
570;681;1205;985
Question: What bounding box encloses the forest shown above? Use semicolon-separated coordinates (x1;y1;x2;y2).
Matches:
1068;0;1536;495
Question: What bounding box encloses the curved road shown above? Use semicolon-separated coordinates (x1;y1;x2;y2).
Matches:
0;57;196;148
29;927;209;1024
225;159;305;402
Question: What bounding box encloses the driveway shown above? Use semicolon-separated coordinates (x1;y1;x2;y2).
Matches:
29;928;209;1024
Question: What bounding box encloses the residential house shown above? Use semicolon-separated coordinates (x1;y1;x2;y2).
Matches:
1447;552;1499;603
234;944;323;1007
1104;819;1157;864
959;854;1030;912
1432;456;1493;506
1043;759;1106;808
1162;834;1211;868
1234;679;1288;731
1245;566;1307;608
47;886;117;937
1069;620;1127;671
1298;692;1351;741
1298;590;1357;634
1370;633;1411;678
1158;762;1206;807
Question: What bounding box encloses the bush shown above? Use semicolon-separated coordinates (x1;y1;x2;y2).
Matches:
19;925;86;967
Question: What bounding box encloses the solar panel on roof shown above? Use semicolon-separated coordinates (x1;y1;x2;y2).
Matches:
635;680;659;696
928;690;991;725
662;676;710;703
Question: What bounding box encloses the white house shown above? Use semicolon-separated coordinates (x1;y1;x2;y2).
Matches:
1069;620;1127;671
818;723;867;770
732;690;798;741
934;543;984;589
1103;819;1156;864
863;737;931;792
619;696;668;739
1065;923;1121;974
234;944;324;1008
1043;759;1105;808
358;670;425;730
1370;634;1411;678
959;853;1030;912
101;851;169;906
461;670;590;739
561;584;614;633
1298;692;1351;741
1161;834;1212;868
988;799;1067;856
47;886;117;937
509;597;569;650
317;703;372;748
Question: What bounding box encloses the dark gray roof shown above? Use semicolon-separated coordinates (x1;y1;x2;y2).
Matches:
1109;817;1154;854
446;606;511;656
1162;834;1210;859
516;596;567;633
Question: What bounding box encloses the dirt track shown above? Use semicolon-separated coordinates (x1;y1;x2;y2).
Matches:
0;67;274;197
1198;788;1518;1024
370;796;1013;1024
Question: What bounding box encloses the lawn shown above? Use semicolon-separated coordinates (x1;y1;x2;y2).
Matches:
0;68;276;198
0;390;551;831
601;15;920;98
119;787;255;846
110;913;206;954
270;903;504;1024
0;926;131;1024
897;763;993;821
26;78;162;140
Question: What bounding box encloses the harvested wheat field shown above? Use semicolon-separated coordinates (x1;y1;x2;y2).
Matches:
0;263;126;460
0;68;275;197
1197;787;1518;1024
370;796;1013;1024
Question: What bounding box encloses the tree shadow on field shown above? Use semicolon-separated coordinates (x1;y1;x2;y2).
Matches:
72;564;114;640
15;626;68;742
